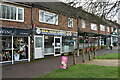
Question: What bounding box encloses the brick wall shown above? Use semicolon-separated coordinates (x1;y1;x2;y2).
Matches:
1;2;31;29
33;8;78;32
1;2;110;35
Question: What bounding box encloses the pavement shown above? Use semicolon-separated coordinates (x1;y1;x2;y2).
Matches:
2;46;119;79
83;59;119;66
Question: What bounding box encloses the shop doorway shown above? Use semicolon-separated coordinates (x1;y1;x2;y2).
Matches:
34;36;44;59
54;37;62;56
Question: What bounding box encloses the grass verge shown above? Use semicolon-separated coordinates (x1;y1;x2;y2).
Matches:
32;64;119;79
96;53;118;59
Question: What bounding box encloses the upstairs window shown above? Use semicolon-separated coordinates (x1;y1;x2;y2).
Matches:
0;4;24;22
100;25;105;31
107;27;110;32
81;20;86;28
91;23;97;31
111;27;113;32
68;18;73;27
39;10;58;25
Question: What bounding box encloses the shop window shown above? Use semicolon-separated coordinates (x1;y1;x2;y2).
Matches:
68;18;73;27
44;35;54;54
13;37;28;60
62;36;76;52
39;10;58;25
0;4;24;22
1;37;12;62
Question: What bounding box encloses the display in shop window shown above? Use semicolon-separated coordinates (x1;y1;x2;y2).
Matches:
13;37;28;60
2;51;11;61
14;51;20;61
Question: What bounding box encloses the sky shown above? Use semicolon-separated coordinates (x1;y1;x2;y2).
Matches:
60;0;119;24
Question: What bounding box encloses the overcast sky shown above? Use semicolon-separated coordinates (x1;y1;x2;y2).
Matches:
60;0;119;24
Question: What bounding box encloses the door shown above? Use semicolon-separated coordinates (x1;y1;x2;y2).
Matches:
54;37;62;56
34;36;44;59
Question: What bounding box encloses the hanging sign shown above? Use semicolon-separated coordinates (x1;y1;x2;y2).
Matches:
60;56;68;69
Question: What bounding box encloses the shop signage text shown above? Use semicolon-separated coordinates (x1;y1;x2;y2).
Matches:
0;28;30;36
35;27;77;36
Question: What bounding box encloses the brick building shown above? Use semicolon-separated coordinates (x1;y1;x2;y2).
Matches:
0;1;119;64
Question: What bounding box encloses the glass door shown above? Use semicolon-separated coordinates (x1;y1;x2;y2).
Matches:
54;37;62;56
34;36;44;59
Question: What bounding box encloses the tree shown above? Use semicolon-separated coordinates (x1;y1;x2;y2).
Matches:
62;0;120;22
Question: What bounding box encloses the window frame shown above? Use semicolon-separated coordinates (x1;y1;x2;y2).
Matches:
68;18;73;27
100;25;105;31
107;27;110;32
81;20;86;28
0;4;24;22
39;10;58;25
91;23;97;31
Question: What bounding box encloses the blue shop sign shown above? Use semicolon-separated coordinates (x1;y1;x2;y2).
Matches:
35;27;77;37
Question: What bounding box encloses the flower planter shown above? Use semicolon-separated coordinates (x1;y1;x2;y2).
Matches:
86;48;90;52
90;48;94;52
93;47;97;51
80;49;86;53
82;48;86;53
98;46;101;49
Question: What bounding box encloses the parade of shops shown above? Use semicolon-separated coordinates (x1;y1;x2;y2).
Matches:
0;1;119;64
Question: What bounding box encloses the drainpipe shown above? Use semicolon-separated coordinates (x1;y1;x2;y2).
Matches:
30;3;34;61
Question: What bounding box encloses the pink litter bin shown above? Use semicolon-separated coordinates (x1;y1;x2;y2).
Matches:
60;56;68;69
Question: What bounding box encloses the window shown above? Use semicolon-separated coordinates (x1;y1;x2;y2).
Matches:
62;36;76;52
81;20;86;28
0;4;24;22
100;25;105;31
39;10;58;25
68;18;73;27
91;23;97;30
107;27;110;32
44;35;54;54
111;27;113;32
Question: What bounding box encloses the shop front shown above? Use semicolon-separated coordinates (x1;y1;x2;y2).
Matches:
0;27;30;64
34;27;77;59
110;32;118;46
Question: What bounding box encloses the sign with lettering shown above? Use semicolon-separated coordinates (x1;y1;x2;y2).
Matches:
14;29;30;36
0;28;13;35
35;27;77;36
60;56;68;69
0;27;30;36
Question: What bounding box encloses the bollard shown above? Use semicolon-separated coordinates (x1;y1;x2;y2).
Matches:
73;53;77;65
94;50;97;59
82;52;85;63
88;51;91;60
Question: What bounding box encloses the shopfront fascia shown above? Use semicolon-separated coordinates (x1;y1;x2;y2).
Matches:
34;27;77;59
0;27;30;64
